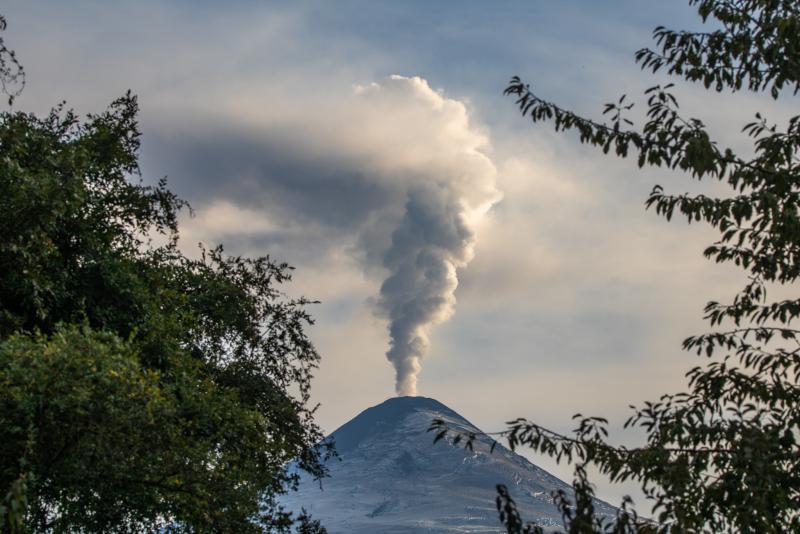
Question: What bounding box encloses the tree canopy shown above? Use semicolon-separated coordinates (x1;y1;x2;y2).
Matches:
434;0;800;531
0;19;327;533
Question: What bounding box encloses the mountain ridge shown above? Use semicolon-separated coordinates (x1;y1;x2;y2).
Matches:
283;396;615;533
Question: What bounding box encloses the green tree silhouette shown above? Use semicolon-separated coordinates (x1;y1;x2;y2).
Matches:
0;17;328;533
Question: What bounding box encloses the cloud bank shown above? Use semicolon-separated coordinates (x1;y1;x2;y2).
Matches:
156;75;501;395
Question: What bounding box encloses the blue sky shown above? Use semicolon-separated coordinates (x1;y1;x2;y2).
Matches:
4;0;789;507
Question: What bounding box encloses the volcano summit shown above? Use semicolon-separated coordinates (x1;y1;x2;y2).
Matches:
283;396;616;532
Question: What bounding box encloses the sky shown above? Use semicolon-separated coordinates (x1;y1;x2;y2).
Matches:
4;0;793;508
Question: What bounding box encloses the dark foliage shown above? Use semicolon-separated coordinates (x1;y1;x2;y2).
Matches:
0;22;328;533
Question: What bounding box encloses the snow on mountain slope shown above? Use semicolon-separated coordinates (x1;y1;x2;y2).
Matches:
282;396;616;533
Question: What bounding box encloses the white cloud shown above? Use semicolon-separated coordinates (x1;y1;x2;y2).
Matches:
165;75;502;396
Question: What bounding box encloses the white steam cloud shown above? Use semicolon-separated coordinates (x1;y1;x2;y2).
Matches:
167;75;501;396
354;76;501;395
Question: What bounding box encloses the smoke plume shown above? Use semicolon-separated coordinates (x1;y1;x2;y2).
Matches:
164;75;500;396
357;77;500;395
380;188;475;395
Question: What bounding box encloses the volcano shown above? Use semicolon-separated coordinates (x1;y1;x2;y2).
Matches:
283;396;616;532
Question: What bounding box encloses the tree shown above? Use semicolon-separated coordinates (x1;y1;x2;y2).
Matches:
0;19;328;533
0;15;23;105
434;0;800;531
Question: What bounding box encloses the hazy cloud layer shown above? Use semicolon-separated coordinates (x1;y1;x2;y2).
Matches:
149;75;501;395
